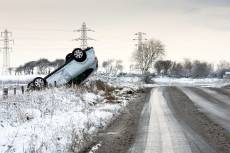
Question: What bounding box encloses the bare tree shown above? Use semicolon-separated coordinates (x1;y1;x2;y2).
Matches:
23;61;36;75
36;58;51;74
102;61;109;72
154;60;172;75
8;67;13;75
154;60;164;75
191;60;213;78
15;58;65;75
169;62;183;77
216;60;230;78
217;60;230;70
114;60;123;74
129;64;134;73
51;59;64;69
15;66;23;75
102;59;114;74
133;39;165;74
182;59;192;77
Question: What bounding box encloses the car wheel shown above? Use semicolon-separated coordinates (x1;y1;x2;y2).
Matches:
27;82;35;91
33;77;46;90
65;53;72;62
72;48;87;62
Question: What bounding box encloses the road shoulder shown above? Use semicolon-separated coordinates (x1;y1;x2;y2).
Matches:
82;88;150;153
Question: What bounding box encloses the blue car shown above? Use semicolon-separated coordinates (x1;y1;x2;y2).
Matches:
27;47;98;90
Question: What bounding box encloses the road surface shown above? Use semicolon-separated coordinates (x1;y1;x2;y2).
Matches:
129;87;230;153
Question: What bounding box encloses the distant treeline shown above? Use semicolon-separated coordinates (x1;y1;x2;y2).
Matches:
153;59;230;78
13;58;65;75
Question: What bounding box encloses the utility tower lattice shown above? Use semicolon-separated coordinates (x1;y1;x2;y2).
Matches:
73;22;95;49
0;29;14;75
133;32;147;51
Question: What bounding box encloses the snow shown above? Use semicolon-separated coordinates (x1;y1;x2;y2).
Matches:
130;88;192;153
2;74;230;152
0;75;44;91
0;85;132;153
88;143;101;153
93;75;144;90
152;77;230;88
180;87;230;132
0;75;44;82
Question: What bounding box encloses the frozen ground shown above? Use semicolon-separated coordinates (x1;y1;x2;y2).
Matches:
0;80;138;153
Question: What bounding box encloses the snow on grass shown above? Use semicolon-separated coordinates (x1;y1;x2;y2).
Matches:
0;86;128;153
93;75;144;90
152;77;230;87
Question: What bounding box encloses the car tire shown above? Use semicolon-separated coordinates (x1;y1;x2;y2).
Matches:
27;82;35;91
33;77;46;90
65;53;73;62
72;48;87;62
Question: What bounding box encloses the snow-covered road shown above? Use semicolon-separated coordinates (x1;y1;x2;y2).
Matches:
130;88;192;153
130;87;230;153
145;88;192;153
180;87;230;132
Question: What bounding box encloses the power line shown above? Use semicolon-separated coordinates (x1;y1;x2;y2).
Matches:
0;29;14;75
73;22;95;49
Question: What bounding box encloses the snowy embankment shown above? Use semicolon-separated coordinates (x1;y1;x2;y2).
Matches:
94;75;144;89
152;77;230;88
0;80;138;153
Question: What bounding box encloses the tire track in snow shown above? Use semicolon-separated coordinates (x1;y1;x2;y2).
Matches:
179;87;230;132
198;87;230;108
131;88;192;153
128;100;151;153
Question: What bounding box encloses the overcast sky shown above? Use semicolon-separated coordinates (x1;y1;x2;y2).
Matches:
0;0;230;69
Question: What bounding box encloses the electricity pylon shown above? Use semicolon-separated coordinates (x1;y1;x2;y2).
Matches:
133;32;147;51
73;22;95;49
0;29;14;75
133;32;147;74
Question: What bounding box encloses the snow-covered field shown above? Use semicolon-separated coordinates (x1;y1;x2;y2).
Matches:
0;75;43;84
1;74;230;152
93;75;144;89
0;75;44;92
152;77;230;88
0;79;137;153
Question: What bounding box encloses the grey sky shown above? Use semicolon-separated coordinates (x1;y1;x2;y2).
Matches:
0;0;230;69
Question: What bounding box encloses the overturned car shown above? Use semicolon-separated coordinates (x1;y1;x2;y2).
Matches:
27;47;98;90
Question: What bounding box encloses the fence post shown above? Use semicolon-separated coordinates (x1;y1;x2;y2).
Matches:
14;88;17;95
21;86;24;94
3;88;8;99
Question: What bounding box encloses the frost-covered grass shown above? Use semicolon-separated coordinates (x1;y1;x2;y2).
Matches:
93;75;144;90
0;84;134;153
